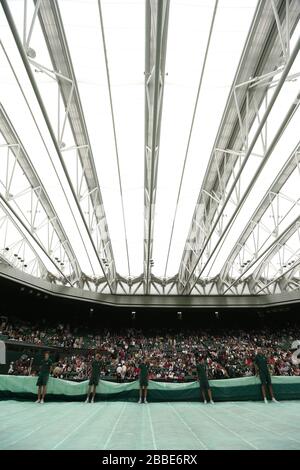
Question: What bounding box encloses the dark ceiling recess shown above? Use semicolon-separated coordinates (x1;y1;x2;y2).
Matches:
0;275;299;331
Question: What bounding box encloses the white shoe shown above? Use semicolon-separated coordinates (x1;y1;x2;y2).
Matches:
138;398;142;403
264;397;268;404
210;400;214;404
91;398;94;403
85;398;89;403
40;399;44;404
204;400;207;404
35;399;40;403
272;398;279;403
144;400;148;404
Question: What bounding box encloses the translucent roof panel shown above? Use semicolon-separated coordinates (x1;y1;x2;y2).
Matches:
0;0;300;297
153;0;258;278
203;27;300;280
0;5;103;278
59;0;145;278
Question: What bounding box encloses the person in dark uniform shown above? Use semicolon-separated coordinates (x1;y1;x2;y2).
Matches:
195;355;214;404
36;351;52;404
138;358;149;404
85;352;102;403
254;347;278;404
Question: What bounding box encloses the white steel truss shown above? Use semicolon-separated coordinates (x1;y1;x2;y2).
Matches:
0;198;51;282
219;142;300;294
250;219;300;294
2;0;118;292
178;0;300;295
144;0;170;294
0;104;82;286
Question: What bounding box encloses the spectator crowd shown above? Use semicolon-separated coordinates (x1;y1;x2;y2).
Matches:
1;316;300;382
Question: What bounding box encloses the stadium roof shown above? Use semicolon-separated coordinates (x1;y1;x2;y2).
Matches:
0;0;300;299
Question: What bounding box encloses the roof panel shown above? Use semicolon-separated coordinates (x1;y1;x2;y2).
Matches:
0;0;299;297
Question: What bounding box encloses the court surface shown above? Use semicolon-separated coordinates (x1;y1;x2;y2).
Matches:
1;400;300;450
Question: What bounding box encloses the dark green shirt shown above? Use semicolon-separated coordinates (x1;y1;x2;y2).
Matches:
196;363;207;380
139;363;149;380
40;358;52;376
91;360;101;376
254;354;268;372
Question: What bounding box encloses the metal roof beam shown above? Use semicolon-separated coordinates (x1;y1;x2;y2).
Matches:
178;0;300;293
144;0;170;294
220;142;300;291
0;200;50;281
1;0;117;292
0;104;82;286
32;0;117;292
251;218;300;282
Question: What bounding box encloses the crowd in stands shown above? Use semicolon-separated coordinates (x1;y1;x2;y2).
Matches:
1;316;300;382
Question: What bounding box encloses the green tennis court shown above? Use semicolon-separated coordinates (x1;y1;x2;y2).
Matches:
1;400;300;450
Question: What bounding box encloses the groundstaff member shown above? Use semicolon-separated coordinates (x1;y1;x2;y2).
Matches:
36;351;52;404
85;352;102;403
196;355;214;404
254;348;278;404
138;358;149;404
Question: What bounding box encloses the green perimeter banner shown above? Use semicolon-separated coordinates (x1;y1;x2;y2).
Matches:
1;374;300;402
